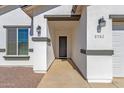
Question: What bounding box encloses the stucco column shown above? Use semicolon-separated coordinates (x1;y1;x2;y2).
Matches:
32;18;47;73
86;6;113;83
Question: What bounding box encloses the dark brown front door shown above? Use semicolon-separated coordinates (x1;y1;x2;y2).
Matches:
59;36;67;58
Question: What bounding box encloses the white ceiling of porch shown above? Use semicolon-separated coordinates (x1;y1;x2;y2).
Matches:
48;21;79;31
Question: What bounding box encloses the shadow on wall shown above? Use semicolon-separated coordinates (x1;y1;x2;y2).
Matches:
47;21;56;58
33;5;60;17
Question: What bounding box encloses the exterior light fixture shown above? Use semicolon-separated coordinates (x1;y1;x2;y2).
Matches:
36;25;41;36
97;16;106;33
97;25;101;33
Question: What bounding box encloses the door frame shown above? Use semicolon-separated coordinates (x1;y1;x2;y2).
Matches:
59;36;67;58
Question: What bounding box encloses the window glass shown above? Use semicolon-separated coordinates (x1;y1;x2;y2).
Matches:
18;28;28;55
112;21;124;31
7;28;17;55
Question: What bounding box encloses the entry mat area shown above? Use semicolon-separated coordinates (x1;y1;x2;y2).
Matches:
0;67;43;88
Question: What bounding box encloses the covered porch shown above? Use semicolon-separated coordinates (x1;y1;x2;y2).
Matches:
47;16;80;59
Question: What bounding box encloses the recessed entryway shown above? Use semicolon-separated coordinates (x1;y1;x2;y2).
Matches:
48;21;79;58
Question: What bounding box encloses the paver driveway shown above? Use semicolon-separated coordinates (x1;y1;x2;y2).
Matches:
0;67;43;88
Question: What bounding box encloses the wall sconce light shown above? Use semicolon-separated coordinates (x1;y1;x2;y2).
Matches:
36;25;41;37
97;16;106;33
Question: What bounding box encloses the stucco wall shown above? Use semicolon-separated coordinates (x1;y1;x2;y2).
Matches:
47;21;55;69
0;8;32;66
71;8;87;78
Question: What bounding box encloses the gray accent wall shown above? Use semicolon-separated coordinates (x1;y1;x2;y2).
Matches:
0;49;5;52
109;15;124;19
80;49;114;55
32;37;50;42
3;25;31;28
3;56;30;60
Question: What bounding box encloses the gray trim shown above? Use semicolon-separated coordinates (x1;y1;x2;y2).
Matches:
44;15;81;21
3;25;31;28
80;49;86;54
80;49;114;56
3;56;30;60
0;49;5;52
32;37;50;42
29;48;33;52
109;15;124;19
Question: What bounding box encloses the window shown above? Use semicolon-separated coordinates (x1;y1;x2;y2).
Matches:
112;19;124;31
112;22;124;31
7;28;29;55
7;28;17;55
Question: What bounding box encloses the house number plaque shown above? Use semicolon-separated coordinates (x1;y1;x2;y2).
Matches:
94;34;104;39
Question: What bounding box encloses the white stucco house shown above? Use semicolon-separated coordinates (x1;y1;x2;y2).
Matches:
1;5;124;83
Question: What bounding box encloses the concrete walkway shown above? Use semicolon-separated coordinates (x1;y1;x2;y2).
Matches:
37;59;89;88
37;59;124;88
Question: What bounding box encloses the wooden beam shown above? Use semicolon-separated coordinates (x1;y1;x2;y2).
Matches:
0;5;8;9
112;19;124;22
21;5;40;17
71;5;88;15
71;5;78;14
44;15;81;21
